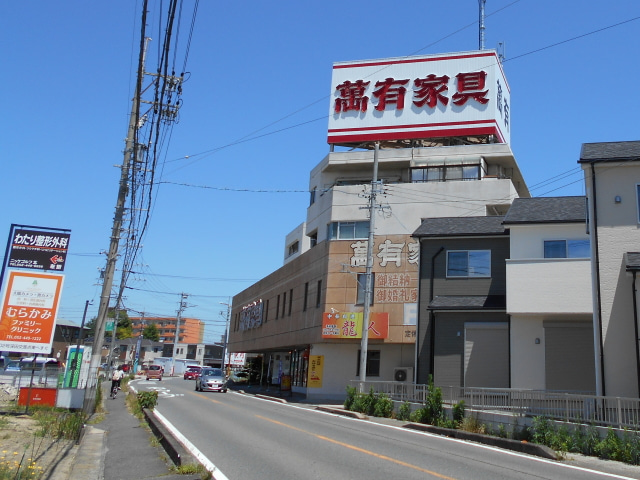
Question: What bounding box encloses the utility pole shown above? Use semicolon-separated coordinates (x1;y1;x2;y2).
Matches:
87;33;151;407
171;293;188;376
220;300;231;373
359;142;380;393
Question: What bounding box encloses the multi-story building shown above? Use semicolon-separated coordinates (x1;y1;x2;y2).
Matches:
130;316;204;344
504;196;594;393
413;216;510;388
413;196;594;392
228;50;529;401
580;140;640;398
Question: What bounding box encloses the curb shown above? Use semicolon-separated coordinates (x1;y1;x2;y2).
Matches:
143;407;197;467
315;406;367;420
255;393;288;404
404;423;559;460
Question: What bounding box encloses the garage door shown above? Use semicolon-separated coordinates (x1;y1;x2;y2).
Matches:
544;320;595;392
464;322;509;388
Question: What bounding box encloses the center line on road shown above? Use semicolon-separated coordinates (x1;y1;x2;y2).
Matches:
255;415;457;480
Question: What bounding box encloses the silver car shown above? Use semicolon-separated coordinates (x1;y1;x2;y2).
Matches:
195;367;227;392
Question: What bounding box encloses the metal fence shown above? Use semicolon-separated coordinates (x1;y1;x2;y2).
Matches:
3;366;65;389
352;381;640;430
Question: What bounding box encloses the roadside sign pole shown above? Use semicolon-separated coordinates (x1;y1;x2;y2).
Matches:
24;354;39;414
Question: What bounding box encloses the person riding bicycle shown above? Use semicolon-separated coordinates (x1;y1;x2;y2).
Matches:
111;366;124;397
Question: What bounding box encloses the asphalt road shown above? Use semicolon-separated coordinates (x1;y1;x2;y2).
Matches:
135;377;640;480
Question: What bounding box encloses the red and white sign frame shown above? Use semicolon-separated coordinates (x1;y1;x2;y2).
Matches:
328;50;510;145
0;270;64;354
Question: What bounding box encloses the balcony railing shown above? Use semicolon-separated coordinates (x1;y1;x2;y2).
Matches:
352;381;640;430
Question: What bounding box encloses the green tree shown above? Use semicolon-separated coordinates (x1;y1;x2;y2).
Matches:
85;317;97;338
142;323;160;341
110;309;133;339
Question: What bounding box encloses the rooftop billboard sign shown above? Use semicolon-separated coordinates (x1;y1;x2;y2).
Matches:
328;50;510;145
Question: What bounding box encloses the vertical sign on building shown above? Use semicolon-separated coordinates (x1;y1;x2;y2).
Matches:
0;270;64;354
308;355;324;388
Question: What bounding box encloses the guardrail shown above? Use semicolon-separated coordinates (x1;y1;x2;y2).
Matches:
352;381;640;430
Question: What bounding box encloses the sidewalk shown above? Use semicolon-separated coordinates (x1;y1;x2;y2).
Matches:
64;384;199;480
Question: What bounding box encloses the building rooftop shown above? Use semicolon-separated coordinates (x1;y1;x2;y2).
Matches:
502;196;586;225
413;215;506;237
429;295;506;310
579;140;640;163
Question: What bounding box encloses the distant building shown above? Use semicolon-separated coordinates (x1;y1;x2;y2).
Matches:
130;316;204;344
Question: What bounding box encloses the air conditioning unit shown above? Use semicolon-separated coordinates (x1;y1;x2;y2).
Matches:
393;367;413;383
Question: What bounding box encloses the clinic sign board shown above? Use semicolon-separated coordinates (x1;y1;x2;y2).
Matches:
328;49;510;145
8;227;70;272
0;271;64;354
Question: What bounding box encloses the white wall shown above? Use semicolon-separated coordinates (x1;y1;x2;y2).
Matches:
305;343;415;401
509;223;589;259
506;259;592;315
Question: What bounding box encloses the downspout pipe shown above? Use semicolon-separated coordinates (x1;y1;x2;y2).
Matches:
631;270;640;397
590;162;606;396
429;247;445;378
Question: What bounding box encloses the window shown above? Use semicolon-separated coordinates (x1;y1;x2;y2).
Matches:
446;250;491;277
411;164;480;183
356;350;380;377
288;289;293;316
288;241;299;257
282;291;287;317
276;295;280;319
264;300;269;322
309;232;318;247
316;280;322;308
303;282;309;311
356;273;375;305
310;187;317;206
328;221;369;240
544;240;590;258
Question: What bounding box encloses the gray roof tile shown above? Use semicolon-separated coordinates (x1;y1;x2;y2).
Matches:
503;196;586;224
579;141;640;163
413;216;506;237
429;295;506;310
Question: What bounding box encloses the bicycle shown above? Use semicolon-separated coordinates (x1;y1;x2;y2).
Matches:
111;383;118;399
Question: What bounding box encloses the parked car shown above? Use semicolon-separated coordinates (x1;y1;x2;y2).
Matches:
184;366;202;380
195;368;227;392
229;371;249;384
146;364;163;381
4;361;20;373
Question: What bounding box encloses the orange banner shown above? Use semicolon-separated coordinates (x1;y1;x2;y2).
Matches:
322;312;389;339
0;271;64;354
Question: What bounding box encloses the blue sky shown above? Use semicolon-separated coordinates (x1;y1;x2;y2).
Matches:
1;1;639;344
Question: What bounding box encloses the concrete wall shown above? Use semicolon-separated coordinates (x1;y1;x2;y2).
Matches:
306;343;416;401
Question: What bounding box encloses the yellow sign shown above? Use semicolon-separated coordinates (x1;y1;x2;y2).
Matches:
308;355;324;388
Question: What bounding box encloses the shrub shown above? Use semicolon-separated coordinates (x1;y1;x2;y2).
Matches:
459;415;486;434
344;386;357;410
373;393;394;418
137;391;158;411
396;401;412;421
452;400;465;425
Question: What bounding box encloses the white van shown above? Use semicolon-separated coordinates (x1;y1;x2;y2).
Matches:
19;357;60;371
